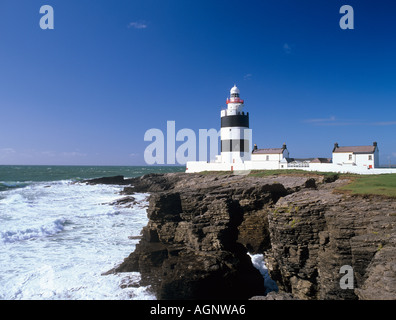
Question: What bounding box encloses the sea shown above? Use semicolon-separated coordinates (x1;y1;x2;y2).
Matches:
0;165;276;300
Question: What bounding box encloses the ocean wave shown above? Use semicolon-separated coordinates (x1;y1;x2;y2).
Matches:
0;218;67;244
0;182;30;192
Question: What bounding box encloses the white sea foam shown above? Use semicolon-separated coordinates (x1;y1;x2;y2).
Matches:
0;181;154;300
0;218;67;244
249;253;279;294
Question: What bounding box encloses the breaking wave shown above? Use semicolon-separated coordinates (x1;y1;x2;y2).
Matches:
0;181;30;192
0;218;67;244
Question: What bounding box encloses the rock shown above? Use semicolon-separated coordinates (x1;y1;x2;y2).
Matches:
99;172;396;300
355;236;396;300
109;196;136;206
112;174;302;299
250;291;296;300
128;235;142;240
324;174;339;183
83;175;127;185
114;186;268;299
304;178;317;189
265;182;396;300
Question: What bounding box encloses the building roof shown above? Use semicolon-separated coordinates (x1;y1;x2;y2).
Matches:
333;146;376;154
252;148;285;154
252;143;287;155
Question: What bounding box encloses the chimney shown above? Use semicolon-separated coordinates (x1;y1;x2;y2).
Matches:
282;143;287;150
252;144;258;153
373;141;377;147
333;142;339;152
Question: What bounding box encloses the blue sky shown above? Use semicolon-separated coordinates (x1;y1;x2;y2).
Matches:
1;0;396;165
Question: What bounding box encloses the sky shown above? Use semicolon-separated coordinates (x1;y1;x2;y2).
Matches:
0;0;396;166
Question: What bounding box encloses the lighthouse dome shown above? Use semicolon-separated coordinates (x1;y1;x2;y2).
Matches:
230;85;240;95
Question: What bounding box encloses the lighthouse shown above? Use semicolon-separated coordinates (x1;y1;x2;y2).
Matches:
220;85;252;164
185;85;396;175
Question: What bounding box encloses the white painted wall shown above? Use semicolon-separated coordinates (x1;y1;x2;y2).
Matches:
220;152;251;164
186;159;396;174
333;152;377;169
355;153;375;168
220;127;249;140
251;149;288;165
332;152;354;165
251;154;282;162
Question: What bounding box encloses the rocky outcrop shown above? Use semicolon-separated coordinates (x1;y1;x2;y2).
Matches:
111;174;298;299
250;291;296;300
265;180;396;300
97;172;396;300
83;175;128;185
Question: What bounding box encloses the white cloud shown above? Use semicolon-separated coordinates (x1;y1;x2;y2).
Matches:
0;148;16;160
304;116;370;126
61;152;87;157
128;21;148;29
0;148;16;155
305;117;396;127
243;74;252;81
304;116;336;124
371;121;396;126
41;151;56;157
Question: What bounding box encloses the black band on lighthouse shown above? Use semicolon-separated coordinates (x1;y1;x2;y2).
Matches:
221;139;250;152
221;114;249;128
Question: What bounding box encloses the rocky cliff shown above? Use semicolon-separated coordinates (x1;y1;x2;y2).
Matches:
97;172;396;300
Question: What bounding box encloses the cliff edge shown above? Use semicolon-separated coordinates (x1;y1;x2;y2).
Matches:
97;172;396;300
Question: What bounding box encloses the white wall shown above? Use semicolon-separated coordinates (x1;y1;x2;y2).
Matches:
302;163;396;174
186;161;249;173
251;153;282;162
333;152;376;169
355;153;375;168
333;152;354;165
245;160;281;170
250;149;288;169
221;152;251;164
220;127;250;140
186;159;396;174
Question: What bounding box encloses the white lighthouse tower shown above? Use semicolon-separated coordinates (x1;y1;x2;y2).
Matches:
220;85;252;164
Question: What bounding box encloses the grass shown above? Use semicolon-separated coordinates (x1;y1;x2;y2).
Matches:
197;169;396;198
200;169;342;177
247;169;341;178
337;174;396;198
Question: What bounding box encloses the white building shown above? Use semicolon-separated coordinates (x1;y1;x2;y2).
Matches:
251;144;289;169
332;142;379;169
186;85;396;175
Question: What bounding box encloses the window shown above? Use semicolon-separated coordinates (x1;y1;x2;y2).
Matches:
368;155;373;160
266;155;269;161
348;154;352;161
